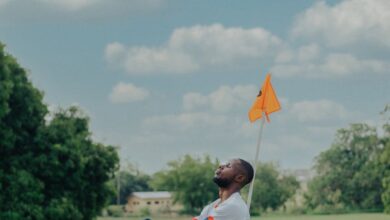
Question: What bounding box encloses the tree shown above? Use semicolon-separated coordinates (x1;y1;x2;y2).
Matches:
0;43;119;220
36;107;119;220
150;155;219;214
243;163;299;214
380;105;390;213
305;123;384;212
0;42;48;220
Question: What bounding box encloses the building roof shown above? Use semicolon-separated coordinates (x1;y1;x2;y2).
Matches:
132;191;172;199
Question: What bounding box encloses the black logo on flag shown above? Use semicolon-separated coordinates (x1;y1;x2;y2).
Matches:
257;90;262;97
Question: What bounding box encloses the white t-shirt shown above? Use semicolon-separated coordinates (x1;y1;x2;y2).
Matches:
195;192;250;220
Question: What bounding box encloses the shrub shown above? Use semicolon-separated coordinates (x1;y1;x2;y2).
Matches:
139;207;151;217
106;205;124;217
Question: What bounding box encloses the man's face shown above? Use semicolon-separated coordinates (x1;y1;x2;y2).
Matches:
213;160;240;188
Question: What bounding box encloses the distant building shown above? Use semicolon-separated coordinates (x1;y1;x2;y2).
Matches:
125;191;182;215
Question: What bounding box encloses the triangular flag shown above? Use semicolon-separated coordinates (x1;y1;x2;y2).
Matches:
248;73;281;122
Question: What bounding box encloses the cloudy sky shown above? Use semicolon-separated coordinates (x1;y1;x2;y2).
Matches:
1;0;389;173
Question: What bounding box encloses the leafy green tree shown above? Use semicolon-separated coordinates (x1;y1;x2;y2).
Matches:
36;107;119;220
0;43;119;220
150;155;219;214
380;105;390;213
45;198;83;220
244;163;299;214
0;42;48;220
305;123;384;212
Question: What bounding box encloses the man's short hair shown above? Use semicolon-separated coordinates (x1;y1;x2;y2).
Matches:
238;159;254;186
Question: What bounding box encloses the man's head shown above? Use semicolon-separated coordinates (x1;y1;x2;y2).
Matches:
213;158;254;189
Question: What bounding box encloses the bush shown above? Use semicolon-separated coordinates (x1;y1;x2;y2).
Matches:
106;205;124;217
249;209;261;216
311;203;346;215
287;206;308;215
139;207;151;217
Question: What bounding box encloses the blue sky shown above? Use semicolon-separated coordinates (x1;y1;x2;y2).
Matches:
1;0;389;173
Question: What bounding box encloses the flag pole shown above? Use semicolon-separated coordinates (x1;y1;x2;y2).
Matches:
246;111;266;209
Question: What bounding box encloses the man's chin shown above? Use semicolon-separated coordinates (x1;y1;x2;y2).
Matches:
213;177;231;188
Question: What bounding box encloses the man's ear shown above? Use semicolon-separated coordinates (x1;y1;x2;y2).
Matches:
234;174;245;184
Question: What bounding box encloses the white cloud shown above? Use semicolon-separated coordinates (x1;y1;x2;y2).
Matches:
109;82;149;103
143;112;228;131
105;24;282;75
0;0;10;7
142;84;261;136
290;99;348;122
271;49;389;78
37;0;100;11
183;84;258;112
105;43;199;75
276;135;316;150
182;92;209;111
272;0;390;79
306;126;338;137
278;97;290;108
0;0;164;25
275;44;320;64
0;0;163;11
237;121;259;138
105;42;127;65
104;1;390;79
142;84;260;140
292;0;390;48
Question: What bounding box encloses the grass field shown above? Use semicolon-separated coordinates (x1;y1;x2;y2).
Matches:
98;213;389;220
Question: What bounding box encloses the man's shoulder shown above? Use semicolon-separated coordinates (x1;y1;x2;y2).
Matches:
214;201;249;220
227;194;247;206
199;194;250;220
218;193;248;213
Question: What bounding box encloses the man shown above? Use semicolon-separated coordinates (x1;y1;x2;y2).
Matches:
194;158;254;220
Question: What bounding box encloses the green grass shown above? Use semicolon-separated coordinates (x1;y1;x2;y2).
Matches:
98;213;389;220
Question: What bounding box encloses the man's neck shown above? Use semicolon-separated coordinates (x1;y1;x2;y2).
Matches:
219;186;240;202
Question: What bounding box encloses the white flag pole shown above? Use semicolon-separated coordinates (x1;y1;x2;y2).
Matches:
246;111;266;209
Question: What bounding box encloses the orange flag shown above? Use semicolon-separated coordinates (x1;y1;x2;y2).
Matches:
248;73;281;122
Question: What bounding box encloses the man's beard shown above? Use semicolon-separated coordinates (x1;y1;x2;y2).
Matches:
213;176;232;188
